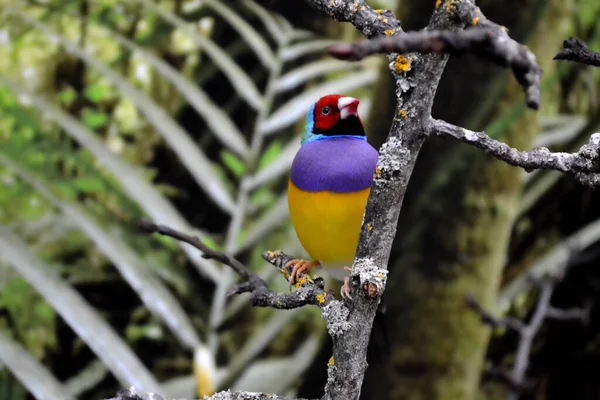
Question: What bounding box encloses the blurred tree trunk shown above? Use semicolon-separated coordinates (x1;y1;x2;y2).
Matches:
362;0;573;399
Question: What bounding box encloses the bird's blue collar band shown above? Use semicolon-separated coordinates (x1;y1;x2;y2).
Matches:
304;134;367;145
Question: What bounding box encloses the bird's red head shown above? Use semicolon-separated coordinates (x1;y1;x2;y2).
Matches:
312;94;364;135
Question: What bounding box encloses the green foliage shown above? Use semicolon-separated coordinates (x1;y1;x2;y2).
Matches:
0;278;57;359
249;186;276;210
220;149;246;178
0;370;27;400
84;81;111;103
258;140;283;170
81;109;109;129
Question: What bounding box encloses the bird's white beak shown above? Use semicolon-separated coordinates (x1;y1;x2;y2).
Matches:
338;96;359;119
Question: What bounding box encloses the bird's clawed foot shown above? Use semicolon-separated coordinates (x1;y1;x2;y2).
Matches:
285;259;321;285
341;266;353;300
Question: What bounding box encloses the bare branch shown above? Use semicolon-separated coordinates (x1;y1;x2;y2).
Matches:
554;37;600;67
465;294;525;332
326;0;543;110
507;279;554;400
139;220;335;309
431;119;600;187
328;27;541;109
546;305;590;323
139;219;250;279
469;276;590;400
483;365;532;393
438;0;542;110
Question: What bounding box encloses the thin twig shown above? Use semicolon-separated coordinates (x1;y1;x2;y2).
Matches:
465;294;525;332
139;219;250;279
554;37;600;67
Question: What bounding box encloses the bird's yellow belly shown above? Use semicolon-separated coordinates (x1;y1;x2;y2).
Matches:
288;180;370;278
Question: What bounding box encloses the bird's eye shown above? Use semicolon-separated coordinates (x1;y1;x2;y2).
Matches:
321;106;331;115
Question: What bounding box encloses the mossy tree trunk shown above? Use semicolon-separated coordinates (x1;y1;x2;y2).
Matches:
362;1;573;399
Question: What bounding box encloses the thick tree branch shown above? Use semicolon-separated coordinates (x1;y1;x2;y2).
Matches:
554;37;600;67
430;119;600;187
328;28;541;109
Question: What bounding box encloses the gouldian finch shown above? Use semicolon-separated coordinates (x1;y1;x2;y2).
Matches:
287;94;378;299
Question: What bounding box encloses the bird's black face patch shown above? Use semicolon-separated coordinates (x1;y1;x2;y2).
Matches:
312;114;365;137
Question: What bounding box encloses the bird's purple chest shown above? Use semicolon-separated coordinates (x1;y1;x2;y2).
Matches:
289;138;378;193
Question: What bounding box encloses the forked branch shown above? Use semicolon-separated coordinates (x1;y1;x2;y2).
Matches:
467;276;591;399
139;220;336;309
328;28;541;109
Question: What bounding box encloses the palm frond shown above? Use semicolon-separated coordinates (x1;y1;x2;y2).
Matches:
0;153;203;350
203;0;276;68
280;39;339;62
11;8;237;214
240;0;286;45
245;138;300;191
0;227;163;392
217;308;303;391
231;336;320;394
0;76;221;282
133;0;263;110
0;331;76;400
274;59;361;92
105;28;249;157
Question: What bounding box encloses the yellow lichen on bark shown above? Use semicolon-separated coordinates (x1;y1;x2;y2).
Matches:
316;293;327;304
393;55;411;74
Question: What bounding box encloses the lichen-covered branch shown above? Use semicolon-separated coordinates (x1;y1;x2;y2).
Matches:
139;220;336;309
327;27;541;109
329;5;465;400
109;387;303;400
430;119;600;187
299;0;402;39
554;37;600;67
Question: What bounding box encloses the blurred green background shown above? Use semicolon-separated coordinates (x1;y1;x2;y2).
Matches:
0;0;599;399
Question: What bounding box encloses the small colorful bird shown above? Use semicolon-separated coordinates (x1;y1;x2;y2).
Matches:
287;94;378;298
